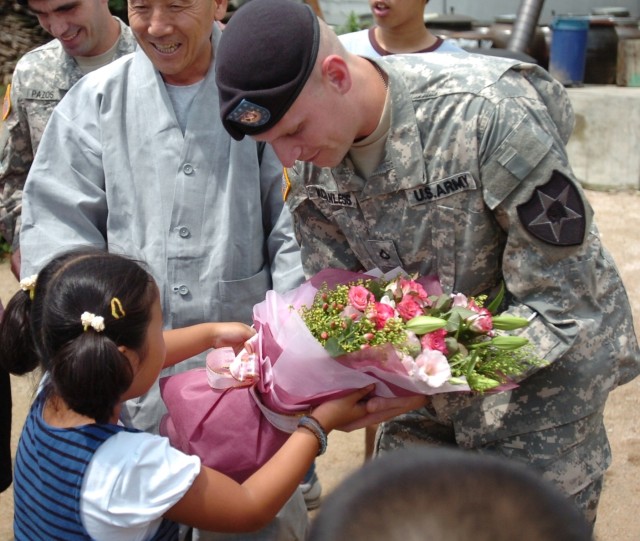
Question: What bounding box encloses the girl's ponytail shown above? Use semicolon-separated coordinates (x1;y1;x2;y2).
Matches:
0;288;38;375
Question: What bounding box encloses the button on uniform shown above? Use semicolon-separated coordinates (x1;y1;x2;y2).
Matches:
173;285;190;296
183;163;195;175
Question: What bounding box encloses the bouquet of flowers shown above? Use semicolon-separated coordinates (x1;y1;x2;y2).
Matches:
302;271;542;394
160;268;544;482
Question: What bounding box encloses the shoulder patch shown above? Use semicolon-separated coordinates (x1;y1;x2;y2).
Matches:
517;170;586;246
2;84;11;121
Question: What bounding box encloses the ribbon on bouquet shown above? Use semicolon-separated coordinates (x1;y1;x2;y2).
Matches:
206;346;305;434
206;347;259;389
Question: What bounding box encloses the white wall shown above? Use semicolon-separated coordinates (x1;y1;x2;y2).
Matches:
320;0;640;27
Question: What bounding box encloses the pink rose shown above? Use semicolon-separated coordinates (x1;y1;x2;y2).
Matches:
348;285;373;311
420;328;448;354
371;302;397;330
396;296;424;321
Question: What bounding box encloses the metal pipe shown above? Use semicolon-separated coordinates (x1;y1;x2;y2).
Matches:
507;0;546;53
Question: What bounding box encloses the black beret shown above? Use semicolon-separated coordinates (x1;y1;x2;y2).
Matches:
216;0;320;141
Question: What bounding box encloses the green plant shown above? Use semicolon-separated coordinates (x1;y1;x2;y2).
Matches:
335;11;364;35
108;0;128;22
0;235;11;257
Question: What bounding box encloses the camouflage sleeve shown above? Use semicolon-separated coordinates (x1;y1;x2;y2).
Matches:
0;71;34;249
285;163;364;277
481;88;639;388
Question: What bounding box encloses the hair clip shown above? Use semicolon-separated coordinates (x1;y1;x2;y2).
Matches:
19;274;38;300
81;312;105;333
111;297;126;319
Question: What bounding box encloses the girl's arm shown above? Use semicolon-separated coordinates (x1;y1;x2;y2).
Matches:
164;385;375;532
163;322;255;368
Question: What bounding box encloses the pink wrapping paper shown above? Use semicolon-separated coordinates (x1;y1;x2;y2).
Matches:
160;269;469;482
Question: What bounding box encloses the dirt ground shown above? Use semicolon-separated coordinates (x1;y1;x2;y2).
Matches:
1;188;639;540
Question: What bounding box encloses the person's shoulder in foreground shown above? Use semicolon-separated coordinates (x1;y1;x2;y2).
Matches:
308;446;594;541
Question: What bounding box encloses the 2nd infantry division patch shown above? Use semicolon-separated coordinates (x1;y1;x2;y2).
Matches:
517;170;586;246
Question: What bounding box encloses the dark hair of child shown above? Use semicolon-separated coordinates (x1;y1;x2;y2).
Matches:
308;446;593;541
0;248;156;423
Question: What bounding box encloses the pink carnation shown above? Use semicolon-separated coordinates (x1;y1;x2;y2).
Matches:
370;302;397;330
468;307;493;333
348;285;374;311
400;278;429;301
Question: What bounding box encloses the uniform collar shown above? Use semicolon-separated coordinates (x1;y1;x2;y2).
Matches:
333;60;428;197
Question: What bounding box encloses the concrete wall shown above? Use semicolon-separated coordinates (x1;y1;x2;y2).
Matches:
320;1;640;27
565;86;640;191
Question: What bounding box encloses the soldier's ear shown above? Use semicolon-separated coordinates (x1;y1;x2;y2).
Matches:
322;55;351;95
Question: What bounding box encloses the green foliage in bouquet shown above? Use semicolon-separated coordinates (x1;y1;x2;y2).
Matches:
300;277;547;393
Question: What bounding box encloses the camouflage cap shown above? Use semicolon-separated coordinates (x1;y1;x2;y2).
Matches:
216;0;320;140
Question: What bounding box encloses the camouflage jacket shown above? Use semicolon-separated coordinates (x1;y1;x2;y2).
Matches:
0;17;137;248
286;53;640;444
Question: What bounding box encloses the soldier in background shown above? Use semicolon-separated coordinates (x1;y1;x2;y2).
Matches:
214;0;640;527
0;0;137;279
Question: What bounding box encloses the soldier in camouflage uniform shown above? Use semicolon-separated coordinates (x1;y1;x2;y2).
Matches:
214;0;640;525
0;0;137;277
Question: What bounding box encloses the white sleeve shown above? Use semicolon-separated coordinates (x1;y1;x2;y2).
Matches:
80;431;201;541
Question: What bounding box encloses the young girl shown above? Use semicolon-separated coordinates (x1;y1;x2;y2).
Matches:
0;249;377;541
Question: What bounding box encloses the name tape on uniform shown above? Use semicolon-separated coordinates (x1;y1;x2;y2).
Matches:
306;185;357;208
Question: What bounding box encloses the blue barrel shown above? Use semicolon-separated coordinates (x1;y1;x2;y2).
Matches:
549;17;589;86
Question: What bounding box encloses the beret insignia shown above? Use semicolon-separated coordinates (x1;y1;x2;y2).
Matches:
517;170;586;246
227;99;271;127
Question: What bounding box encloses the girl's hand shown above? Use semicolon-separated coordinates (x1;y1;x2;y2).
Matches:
309;385;375;433
337;394;428;432
210;322;256;353
163;322;256;368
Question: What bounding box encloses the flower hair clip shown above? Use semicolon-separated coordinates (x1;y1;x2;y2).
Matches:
19;274;38;300
81;311;105;333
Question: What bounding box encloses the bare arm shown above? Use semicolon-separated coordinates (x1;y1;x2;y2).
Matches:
163;322;255;368
165;384;374;531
